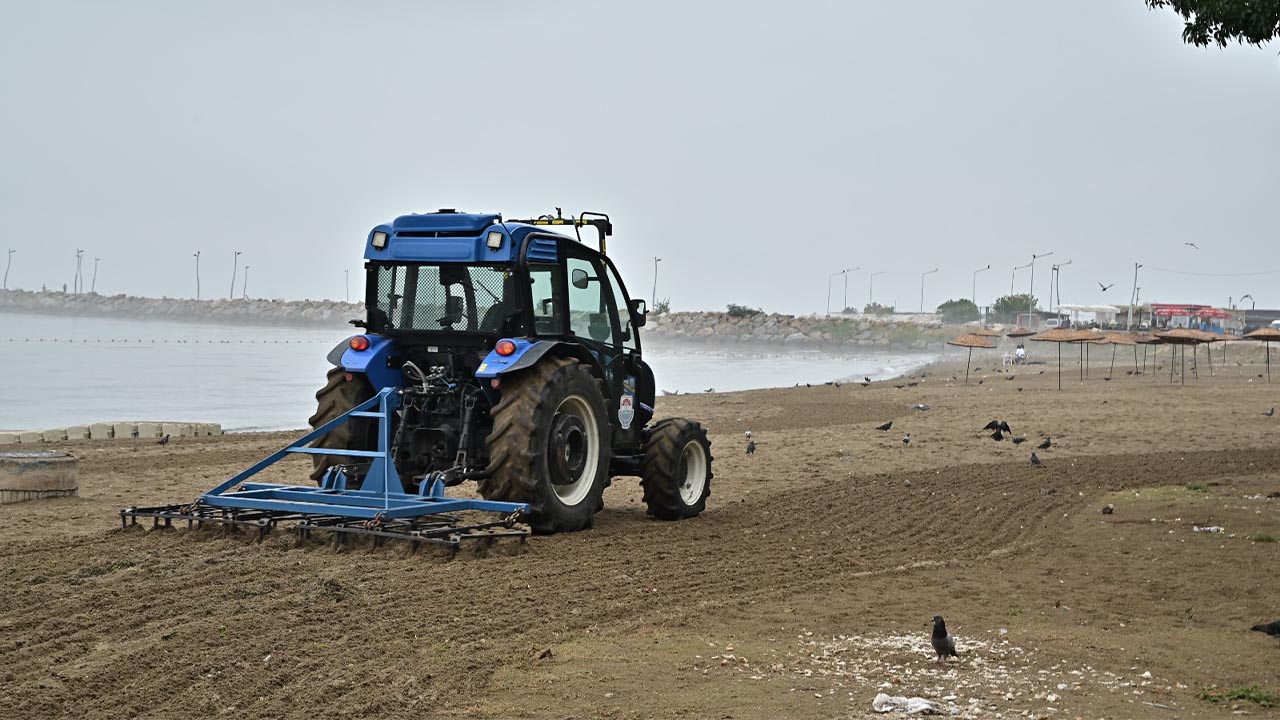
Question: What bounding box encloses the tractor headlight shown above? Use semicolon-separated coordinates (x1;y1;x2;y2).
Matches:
486;230;504;250
371;231;388;249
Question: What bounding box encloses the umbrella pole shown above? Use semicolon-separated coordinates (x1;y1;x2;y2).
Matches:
1058;343;1062;391
1079;344;1084;383
1268;341;1271;383
1110;344;1116;379
1171;345;1175;384
1086;344;1091;379
1193;345;1199;380
1207;342;1214;377
1133;343;1139;375
966;347;972;384
1181;345;1186;386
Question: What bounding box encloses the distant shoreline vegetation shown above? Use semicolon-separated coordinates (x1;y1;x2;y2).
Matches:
0;289;963;352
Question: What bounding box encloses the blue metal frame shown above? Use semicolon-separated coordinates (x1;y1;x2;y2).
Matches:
198;387;528;521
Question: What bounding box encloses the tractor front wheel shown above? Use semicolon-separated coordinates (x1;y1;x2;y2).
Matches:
480;357;612;534
640;418;712;520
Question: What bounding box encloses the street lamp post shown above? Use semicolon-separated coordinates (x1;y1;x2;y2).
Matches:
843;266;861;314
1029;251;1054;316
652;257;661;305
91;257;100;293
972;265;990;306
1011;262;1031;295
242;266;250;299
868;271;884;308
230;251;242;300
1049;259;1072;314
74;249;84;294
920;268;938;314
3;249;13;290
1126;263;1142;330
193;251;201;299
826;268;851;315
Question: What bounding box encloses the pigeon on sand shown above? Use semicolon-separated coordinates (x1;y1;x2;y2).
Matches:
875;421;893;431
931;615;959;662
746;440;756;455
1037;437;1052;450
1251;620;1280;637
1031;452;1043;467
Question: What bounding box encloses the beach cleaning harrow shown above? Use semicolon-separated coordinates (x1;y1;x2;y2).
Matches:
121;387;530;554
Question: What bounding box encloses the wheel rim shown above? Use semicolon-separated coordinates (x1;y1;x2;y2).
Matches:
677;440;708;505
548;394;600;506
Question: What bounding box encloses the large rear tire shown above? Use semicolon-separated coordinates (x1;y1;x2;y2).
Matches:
306;367;377;488
641;418;712;520
480;357;612;534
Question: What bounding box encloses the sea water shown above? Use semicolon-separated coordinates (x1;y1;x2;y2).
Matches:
0;313;935;431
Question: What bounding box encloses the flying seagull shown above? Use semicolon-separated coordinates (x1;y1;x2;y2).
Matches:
1252;620;1280;637
930;615;959;662
875;421;893;431
1185;242;1199;250
1098;282;1114;292
1031;452;1043;467
1037;437;1052;450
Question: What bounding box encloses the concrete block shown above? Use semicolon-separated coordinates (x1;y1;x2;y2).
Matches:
136;422;161;439
89;423;113;440
209;423;223;436
113;423;138;439
0;433;18;445
42;428;67;442
19;431;42;444
162;423;191;438
0;450;79;503
65;425;90;440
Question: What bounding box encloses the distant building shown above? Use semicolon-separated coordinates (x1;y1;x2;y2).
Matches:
1148;303;1236;335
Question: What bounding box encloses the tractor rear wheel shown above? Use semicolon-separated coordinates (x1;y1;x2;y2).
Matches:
306;367;377;488
640;418;712;520
480;357;612;534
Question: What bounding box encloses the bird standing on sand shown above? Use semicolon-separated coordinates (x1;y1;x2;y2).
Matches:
1252;620;1280;637
1037;437;1052;450
1031;452;1042;467
902;434;911;445
931;615;959;662
1012;436;1027;445
746;440;756;455
875;421;893;431
1265;408;1275;418
744;430;752;440
157;434;170;446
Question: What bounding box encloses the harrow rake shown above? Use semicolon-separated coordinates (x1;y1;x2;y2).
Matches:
120;386;531;555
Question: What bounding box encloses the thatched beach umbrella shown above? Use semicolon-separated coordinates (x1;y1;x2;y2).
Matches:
948;333;996;384
1071;332;1108;381
1155;329;1209;385
1006;327;1037;339
1244;327;1280;383
971;328;1001;338
1102;332;1138;378
1030;328;1092;390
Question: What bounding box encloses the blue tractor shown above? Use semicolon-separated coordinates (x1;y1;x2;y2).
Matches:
308;208;713;534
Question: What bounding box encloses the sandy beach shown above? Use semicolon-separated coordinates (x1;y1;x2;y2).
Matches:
2;347;1278;719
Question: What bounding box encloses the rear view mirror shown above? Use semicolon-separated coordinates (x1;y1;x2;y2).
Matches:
629;298;647;327
571;268;590;289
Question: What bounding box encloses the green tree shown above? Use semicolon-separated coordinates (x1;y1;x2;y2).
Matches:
863;302;895;316
991;294;1039;324
936;298;980;324
652;297;670;314
1146;1;1280;47
726;303;763;318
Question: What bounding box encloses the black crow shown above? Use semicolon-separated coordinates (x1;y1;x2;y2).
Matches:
1037;437;1052;450
1012;436;1027;445
998;421;1011;434
875;421;893;431
864;376;872;383
746;440;756;455
1031;452;1042;467
1099;282;1114;292
931;615;959;662
990;430;1004;441
1265;407;1275;417
1251;620;1280;637
157;434;170;446
982;420;1000;431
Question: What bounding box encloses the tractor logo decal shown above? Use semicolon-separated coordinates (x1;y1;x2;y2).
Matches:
618;394;635;430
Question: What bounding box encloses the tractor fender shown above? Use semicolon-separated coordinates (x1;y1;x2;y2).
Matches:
476;339;604;381
325;339;352;367
339;335;401;390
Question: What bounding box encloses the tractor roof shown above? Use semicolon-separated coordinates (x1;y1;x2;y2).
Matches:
364;209;612;264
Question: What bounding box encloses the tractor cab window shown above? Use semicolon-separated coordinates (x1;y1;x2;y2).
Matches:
566;257;616;346
372;264;514;333
529;265;564;335
603;262;637;349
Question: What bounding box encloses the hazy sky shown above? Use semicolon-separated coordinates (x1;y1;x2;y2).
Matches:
2;1;1277;315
